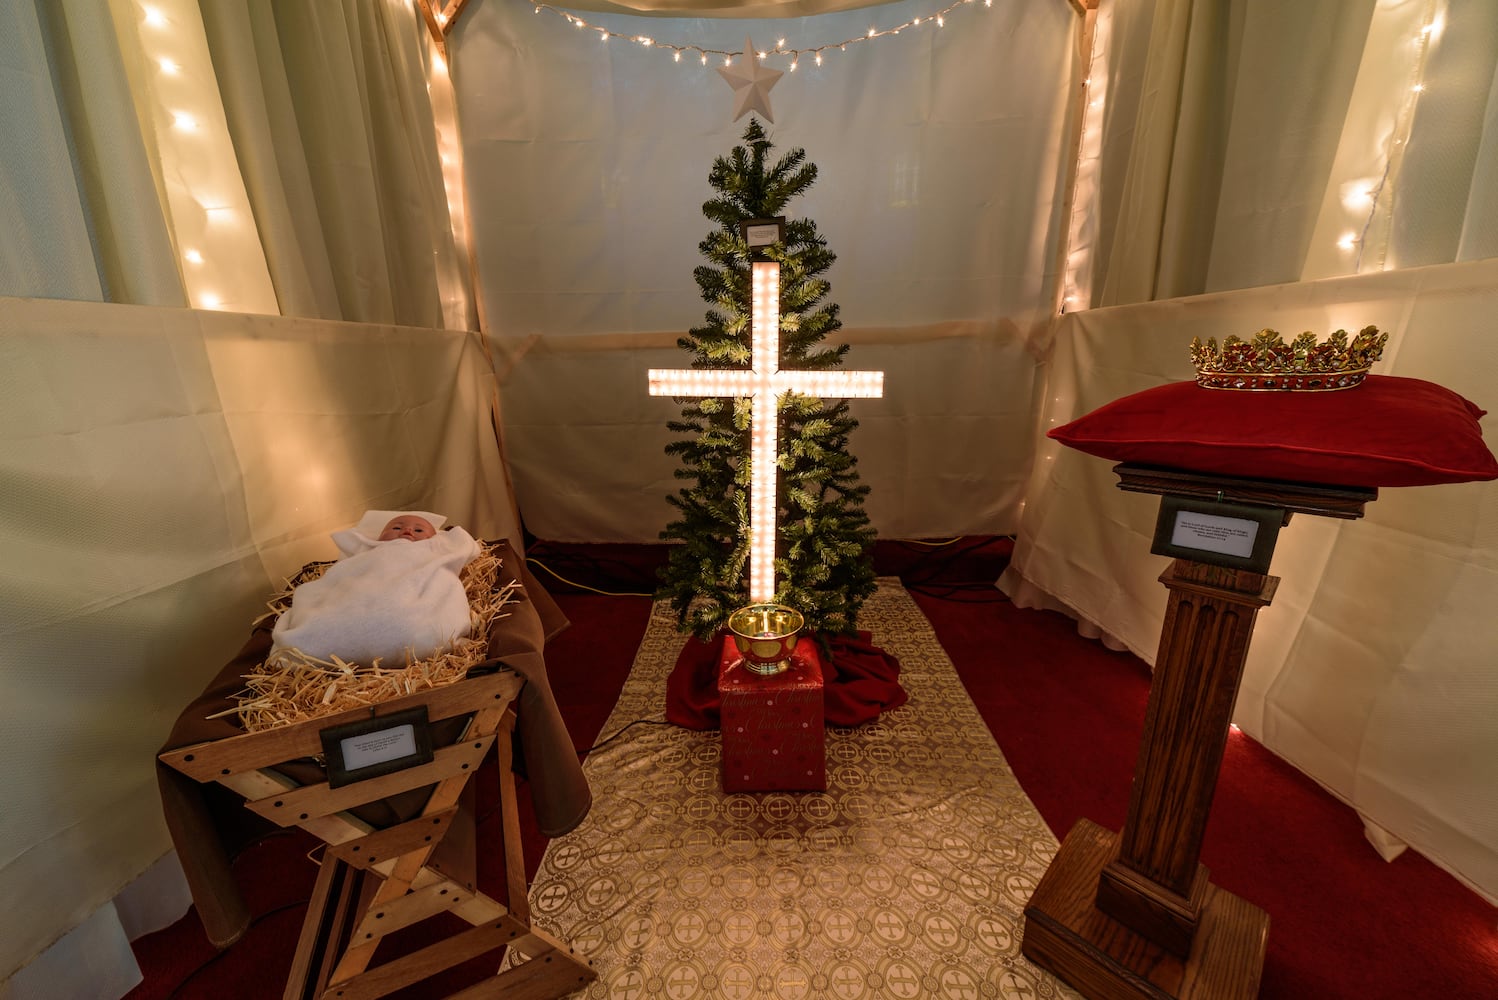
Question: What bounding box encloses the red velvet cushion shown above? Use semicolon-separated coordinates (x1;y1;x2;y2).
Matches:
1048;375;1498;488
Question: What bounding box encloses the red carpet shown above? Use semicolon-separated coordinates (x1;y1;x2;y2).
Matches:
127;537;1498;999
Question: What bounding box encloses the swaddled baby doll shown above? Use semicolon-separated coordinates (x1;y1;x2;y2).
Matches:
269;509;480;667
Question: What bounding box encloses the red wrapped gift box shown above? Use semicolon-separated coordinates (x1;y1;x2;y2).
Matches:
718;636;827;793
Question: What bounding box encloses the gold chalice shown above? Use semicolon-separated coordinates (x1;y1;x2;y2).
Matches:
727;603;804;676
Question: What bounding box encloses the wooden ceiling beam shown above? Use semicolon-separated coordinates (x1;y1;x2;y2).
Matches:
415;0;475;57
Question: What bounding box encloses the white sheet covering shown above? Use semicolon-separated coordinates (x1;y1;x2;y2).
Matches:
271;522;480;666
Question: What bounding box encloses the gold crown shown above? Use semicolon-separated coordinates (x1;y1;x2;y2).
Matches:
1189;326;1388;391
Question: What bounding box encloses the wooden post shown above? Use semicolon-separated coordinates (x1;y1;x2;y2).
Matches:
1021;465;1375;1000
1094;560;1276;956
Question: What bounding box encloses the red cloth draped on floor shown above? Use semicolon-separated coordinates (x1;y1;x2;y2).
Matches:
666;630;907;728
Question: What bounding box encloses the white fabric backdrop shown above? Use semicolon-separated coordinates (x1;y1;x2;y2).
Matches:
1003;257;1498;904
453;0;1079;540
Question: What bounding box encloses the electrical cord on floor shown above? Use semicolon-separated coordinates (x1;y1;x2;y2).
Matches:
577;717;676;755
525;556;656;598
525;536;1018;601
906;581;1013;603
890;535;1017;603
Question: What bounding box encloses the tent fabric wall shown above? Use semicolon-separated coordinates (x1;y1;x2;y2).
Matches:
1002;256;1498;904
454;0;1079;541
5;0;1498;991
0;296;518;982
488;321;1049;541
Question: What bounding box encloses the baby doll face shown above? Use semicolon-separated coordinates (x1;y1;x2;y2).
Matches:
378;515;437;542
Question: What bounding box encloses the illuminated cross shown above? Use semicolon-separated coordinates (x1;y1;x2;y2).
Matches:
650;232;883;603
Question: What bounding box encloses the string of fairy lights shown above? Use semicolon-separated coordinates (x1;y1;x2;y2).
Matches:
1056;3;1108;316
1345;3;1442;272
530;0;993;71
138;0;1452;317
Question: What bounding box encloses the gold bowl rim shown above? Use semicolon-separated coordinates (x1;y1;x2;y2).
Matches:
727;603;805;642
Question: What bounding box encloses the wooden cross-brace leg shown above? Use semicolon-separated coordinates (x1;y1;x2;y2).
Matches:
313;707;595;999
161;672;595;1000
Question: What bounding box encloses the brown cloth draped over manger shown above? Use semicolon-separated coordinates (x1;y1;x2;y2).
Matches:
156;539;589;948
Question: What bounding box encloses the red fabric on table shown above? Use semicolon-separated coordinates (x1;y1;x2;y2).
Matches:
719;639;826;792
1048;375;1498;488
665;630;906;729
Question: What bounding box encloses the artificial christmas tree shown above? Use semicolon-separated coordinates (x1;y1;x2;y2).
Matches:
657;118;878;643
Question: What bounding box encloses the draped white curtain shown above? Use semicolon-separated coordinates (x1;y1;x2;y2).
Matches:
0;0;516;991
1067;0;1498;309
199;0;476;327
1;0;182;305
1;0;474;326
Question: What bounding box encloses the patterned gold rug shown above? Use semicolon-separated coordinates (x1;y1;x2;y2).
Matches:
527;579;1083;999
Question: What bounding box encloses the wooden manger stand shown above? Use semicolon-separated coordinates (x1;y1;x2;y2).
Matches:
159;669;597;1000
1021;464;1377;1000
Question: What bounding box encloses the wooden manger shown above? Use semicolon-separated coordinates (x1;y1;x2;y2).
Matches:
157;539;596;1000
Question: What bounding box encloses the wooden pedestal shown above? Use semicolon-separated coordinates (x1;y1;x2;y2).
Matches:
1021;464;1375;1000
1025;819;1267;1000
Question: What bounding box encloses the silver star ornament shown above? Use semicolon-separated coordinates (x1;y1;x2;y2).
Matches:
717;36;784;123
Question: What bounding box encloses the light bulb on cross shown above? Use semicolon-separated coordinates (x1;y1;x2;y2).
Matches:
649;218;884;604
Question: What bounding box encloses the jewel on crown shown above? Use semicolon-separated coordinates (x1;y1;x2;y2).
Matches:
1189;326;1389;391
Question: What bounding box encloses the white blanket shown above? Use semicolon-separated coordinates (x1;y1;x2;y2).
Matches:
270;515;480;667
